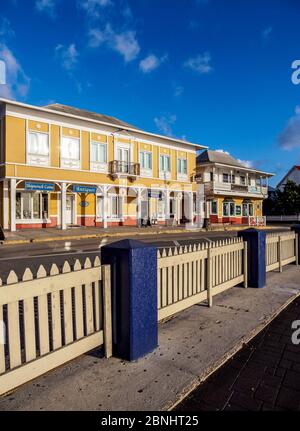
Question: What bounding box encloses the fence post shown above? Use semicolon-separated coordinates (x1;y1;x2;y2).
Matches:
296;234;299;266
278;236;283;273
101;239;158;361
243;241;248;288
238;228;266;288
207;245;213;307
291;225;300;265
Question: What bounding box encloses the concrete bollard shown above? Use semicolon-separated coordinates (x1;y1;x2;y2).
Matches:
101;239;158;361
238;228;266;288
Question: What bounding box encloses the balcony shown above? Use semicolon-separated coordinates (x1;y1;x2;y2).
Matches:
109;160;140;179
204;181;268;198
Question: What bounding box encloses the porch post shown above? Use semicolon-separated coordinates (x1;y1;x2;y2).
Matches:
137;188;142;226
165;189;170;223
3;179;9;229
10;178;16;232
189;191;194;225
119;188;125;222
60;182;67;230
103;185;108;229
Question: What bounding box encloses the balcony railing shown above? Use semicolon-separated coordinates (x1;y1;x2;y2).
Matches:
109;160;140;177
204;181;268;196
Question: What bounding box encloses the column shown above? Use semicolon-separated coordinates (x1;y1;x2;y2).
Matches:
10;178;16;232
165;189;170;223
60;182;67;230
3;179;9;229
196;184;205;228
137;188;142;226
189;192;194;225
103;185;108;229
119;188;125;222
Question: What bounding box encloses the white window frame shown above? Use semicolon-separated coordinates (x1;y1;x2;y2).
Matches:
177;157;188;180
16;191;50;223
223;201;235;217
60;134;81;170
108;194;120;219
159;154;171;180
139;150;152;177
90;140;108;173
210;200;218;215
27;130;50;166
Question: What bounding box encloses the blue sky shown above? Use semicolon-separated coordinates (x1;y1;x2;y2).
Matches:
1;0;300;185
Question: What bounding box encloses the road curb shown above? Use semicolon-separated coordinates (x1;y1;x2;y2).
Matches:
166;289;300;411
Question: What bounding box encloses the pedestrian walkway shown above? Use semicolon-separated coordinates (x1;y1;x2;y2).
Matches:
176;296;300;411
0;265;299;411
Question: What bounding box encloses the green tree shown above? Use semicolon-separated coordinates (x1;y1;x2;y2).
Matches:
273;180;300;215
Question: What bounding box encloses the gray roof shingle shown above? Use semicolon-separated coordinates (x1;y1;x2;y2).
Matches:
197;150;245;168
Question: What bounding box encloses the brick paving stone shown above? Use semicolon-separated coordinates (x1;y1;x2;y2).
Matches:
176;296;300;412
276;387;300;410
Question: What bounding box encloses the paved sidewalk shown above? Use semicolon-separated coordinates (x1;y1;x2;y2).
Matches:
0;266;299;411
176;296;300;411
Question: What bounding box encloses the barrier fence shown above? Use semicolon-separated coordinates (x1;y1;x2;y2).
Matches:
266;232;298;273
157;237;247;321
0;257;112;396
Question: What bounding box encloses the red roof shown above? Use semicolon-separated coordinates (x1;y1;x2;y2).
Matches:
295;166;300;170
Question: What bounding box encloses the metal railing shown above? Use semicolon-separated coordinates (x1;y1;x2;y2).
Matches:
109;160;140;176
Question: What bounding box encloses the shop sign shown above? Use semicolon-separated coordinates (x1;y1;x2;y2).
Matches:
25;182;55;192
73;185;97;194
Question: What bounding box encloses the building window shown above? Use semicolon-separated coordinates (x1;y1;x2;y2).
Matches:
240;176;245;185
210;172;214;181
243;203;254;216
108;195;119;219
157;198;166;217
177;158;187;175
160;155;170;172
211;200;218;215
16;192;49;220
27;131;49;166
90;142;107;172
140;151;152;170
223;173;229;183
96;195;103;220
223;201;235;216
231;174;235;184
236;205;242;216
61;136;80;169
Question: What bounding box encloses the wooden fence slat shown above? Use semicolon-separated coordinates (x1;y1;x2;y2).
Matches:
102;266;112;358
207;247;212;307
22;269;36;363
7;271;21;370
37;265;50;356
63;287;73;345
0;304;5;374
74;285;84;340
85;283;94;335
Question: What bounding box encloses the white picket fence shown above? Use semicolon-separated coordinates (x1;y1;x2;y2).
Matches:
266;231;298;272
0;257;112;396
157;238;247;321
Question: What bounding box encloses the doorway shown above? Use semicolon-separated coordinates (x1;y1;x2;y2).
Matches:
66;194;75;225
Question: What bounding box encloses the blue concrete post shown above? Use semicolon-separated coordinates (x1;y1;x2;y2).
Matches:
238;228;266;288
101;239;158;361
291;224;300;264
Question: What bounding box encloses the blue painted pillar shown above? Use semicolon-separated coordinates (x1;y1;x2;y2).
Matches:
291;224;300;264
101;239;158;361
238;228;266;288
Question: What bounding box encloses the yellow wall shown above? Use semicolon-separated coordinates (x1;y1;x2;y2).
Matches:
5;116;26;164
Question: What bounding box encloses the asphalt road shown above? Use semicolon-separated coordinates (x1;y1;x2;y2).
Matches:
0;227;289;281
0;230;237;280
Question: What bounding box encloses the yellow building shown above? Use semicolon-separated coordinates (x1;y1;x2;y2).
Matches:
0;99;205;231
196;150;274;226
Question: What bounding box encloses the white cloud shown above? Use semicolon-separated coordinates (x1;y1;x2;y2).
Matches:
0;17;15;38
215;149;230;155
78;0;112;17
262;26;272;40
0;44;30;99
55;43;79;70
184;52;212;74
88;24;140;62
278;106;300;150
154;114;177;137
36;0;57;17
174;85;184;97
139;54;167;73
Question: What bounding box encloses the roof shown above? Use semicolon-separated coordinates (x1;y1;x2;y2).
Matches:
277;165;300;188
45;103;141;131
197;150;245;168
0;98;206;149
197;149;274;176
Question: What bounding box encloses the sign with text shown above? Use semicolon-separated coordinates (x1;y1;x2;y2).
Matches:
148;190;162;199
25;182;55;192
73;185;97;194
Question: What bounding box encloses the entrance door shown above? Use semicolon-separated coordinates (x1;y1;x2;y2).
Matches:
117;147;130;173
141;200;148;220
66;195;75;225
